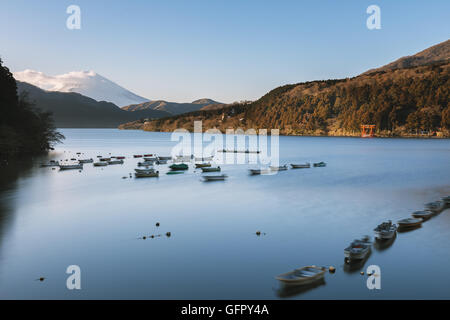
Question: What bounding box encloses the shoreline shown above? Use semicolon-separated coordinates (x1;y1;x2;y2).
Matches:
115;126;450;139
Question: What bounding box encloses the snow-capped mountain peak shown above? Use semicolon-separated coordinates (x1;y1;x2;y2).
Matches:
13;69;149;107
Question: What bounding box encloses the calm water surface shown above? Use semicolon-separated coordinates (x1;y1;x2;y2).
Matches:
0;129;449;299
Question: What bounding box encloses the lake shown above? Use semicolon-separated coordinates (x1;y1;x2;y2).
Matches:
0;128;449;299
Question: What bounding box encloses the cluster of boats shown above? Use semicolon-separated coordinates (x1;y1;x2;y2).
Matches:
276;196;450;288
249;162;326;175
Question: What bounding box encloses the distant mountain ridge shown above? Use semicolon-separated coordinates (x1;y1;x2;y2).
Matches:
16;81;170;128
121;98;222;115
365;39;450;74
13;70;150;107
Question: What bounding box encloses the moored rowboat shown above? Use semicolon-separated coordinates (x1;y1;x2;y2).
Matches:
78;158;93;164
275;266;326;285
344;237;371;261
412;210;435;220
93;162;108;167
374;220;397;240
107;159;124;165
249;169;271;175
59;164;83;170
424;201;446;213
397;218;423;228
201;166;221;172
203;174;227;181
291;163;310;169
169;163;189;171
313;162;326;167
195;163;211;168
135;171;159;178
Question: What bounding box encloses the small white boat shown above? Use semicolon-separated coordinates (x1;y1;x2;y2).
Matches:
412;210;435;219
201;166;221;172
424;201;446;213
107;159;124;165
270;165;288;171
135;171;159;178
203;174;227;181
374;220;397;240
157;156;172;161
138;161;154;167
291;163;310;169
249;169;271;175
59;164;83;170
275;266;326;285
93;162;108;167
397;218;423;228
144;157;157;162
344;237;371;261
156;159;168;165
78;158;93;164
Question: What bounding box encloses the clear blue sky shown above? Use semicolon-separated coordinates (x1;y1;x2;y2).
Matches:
1;0;449;103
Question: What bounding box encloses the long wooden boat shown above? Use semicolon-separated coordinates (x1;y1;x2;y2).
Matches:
397;218;423;228
93;162;108;167
78;158;93;164
135;171;159;178
412;210;435;220
203;174;227;181
59;164;83;170
107;159;124;165
201;166;221;172
195;163;211;168
249;169;271;175
135;168;155;173
40;160;59;167
291;163;310;169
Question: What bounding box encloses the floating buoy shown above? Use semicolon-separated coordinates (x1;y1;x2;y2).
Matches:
156;222;160;227
166;232;171;237
360;271;364;275
256;231;261;236
142;236;147;240
38;277;45;282
329;266;336;273
150;235;155;239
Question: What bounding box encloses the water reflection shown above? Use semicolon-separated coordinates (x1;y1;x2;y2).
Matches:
0;159;35;258
275;278;326;298
397;225;422;233
343;250;372;273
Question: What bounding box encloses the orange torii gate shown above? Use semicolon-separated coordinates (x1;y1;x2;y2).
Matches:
361;125;375;138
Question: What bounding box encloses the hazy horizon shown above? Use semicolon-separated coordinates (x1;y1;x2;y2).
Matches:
1;0;449;103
